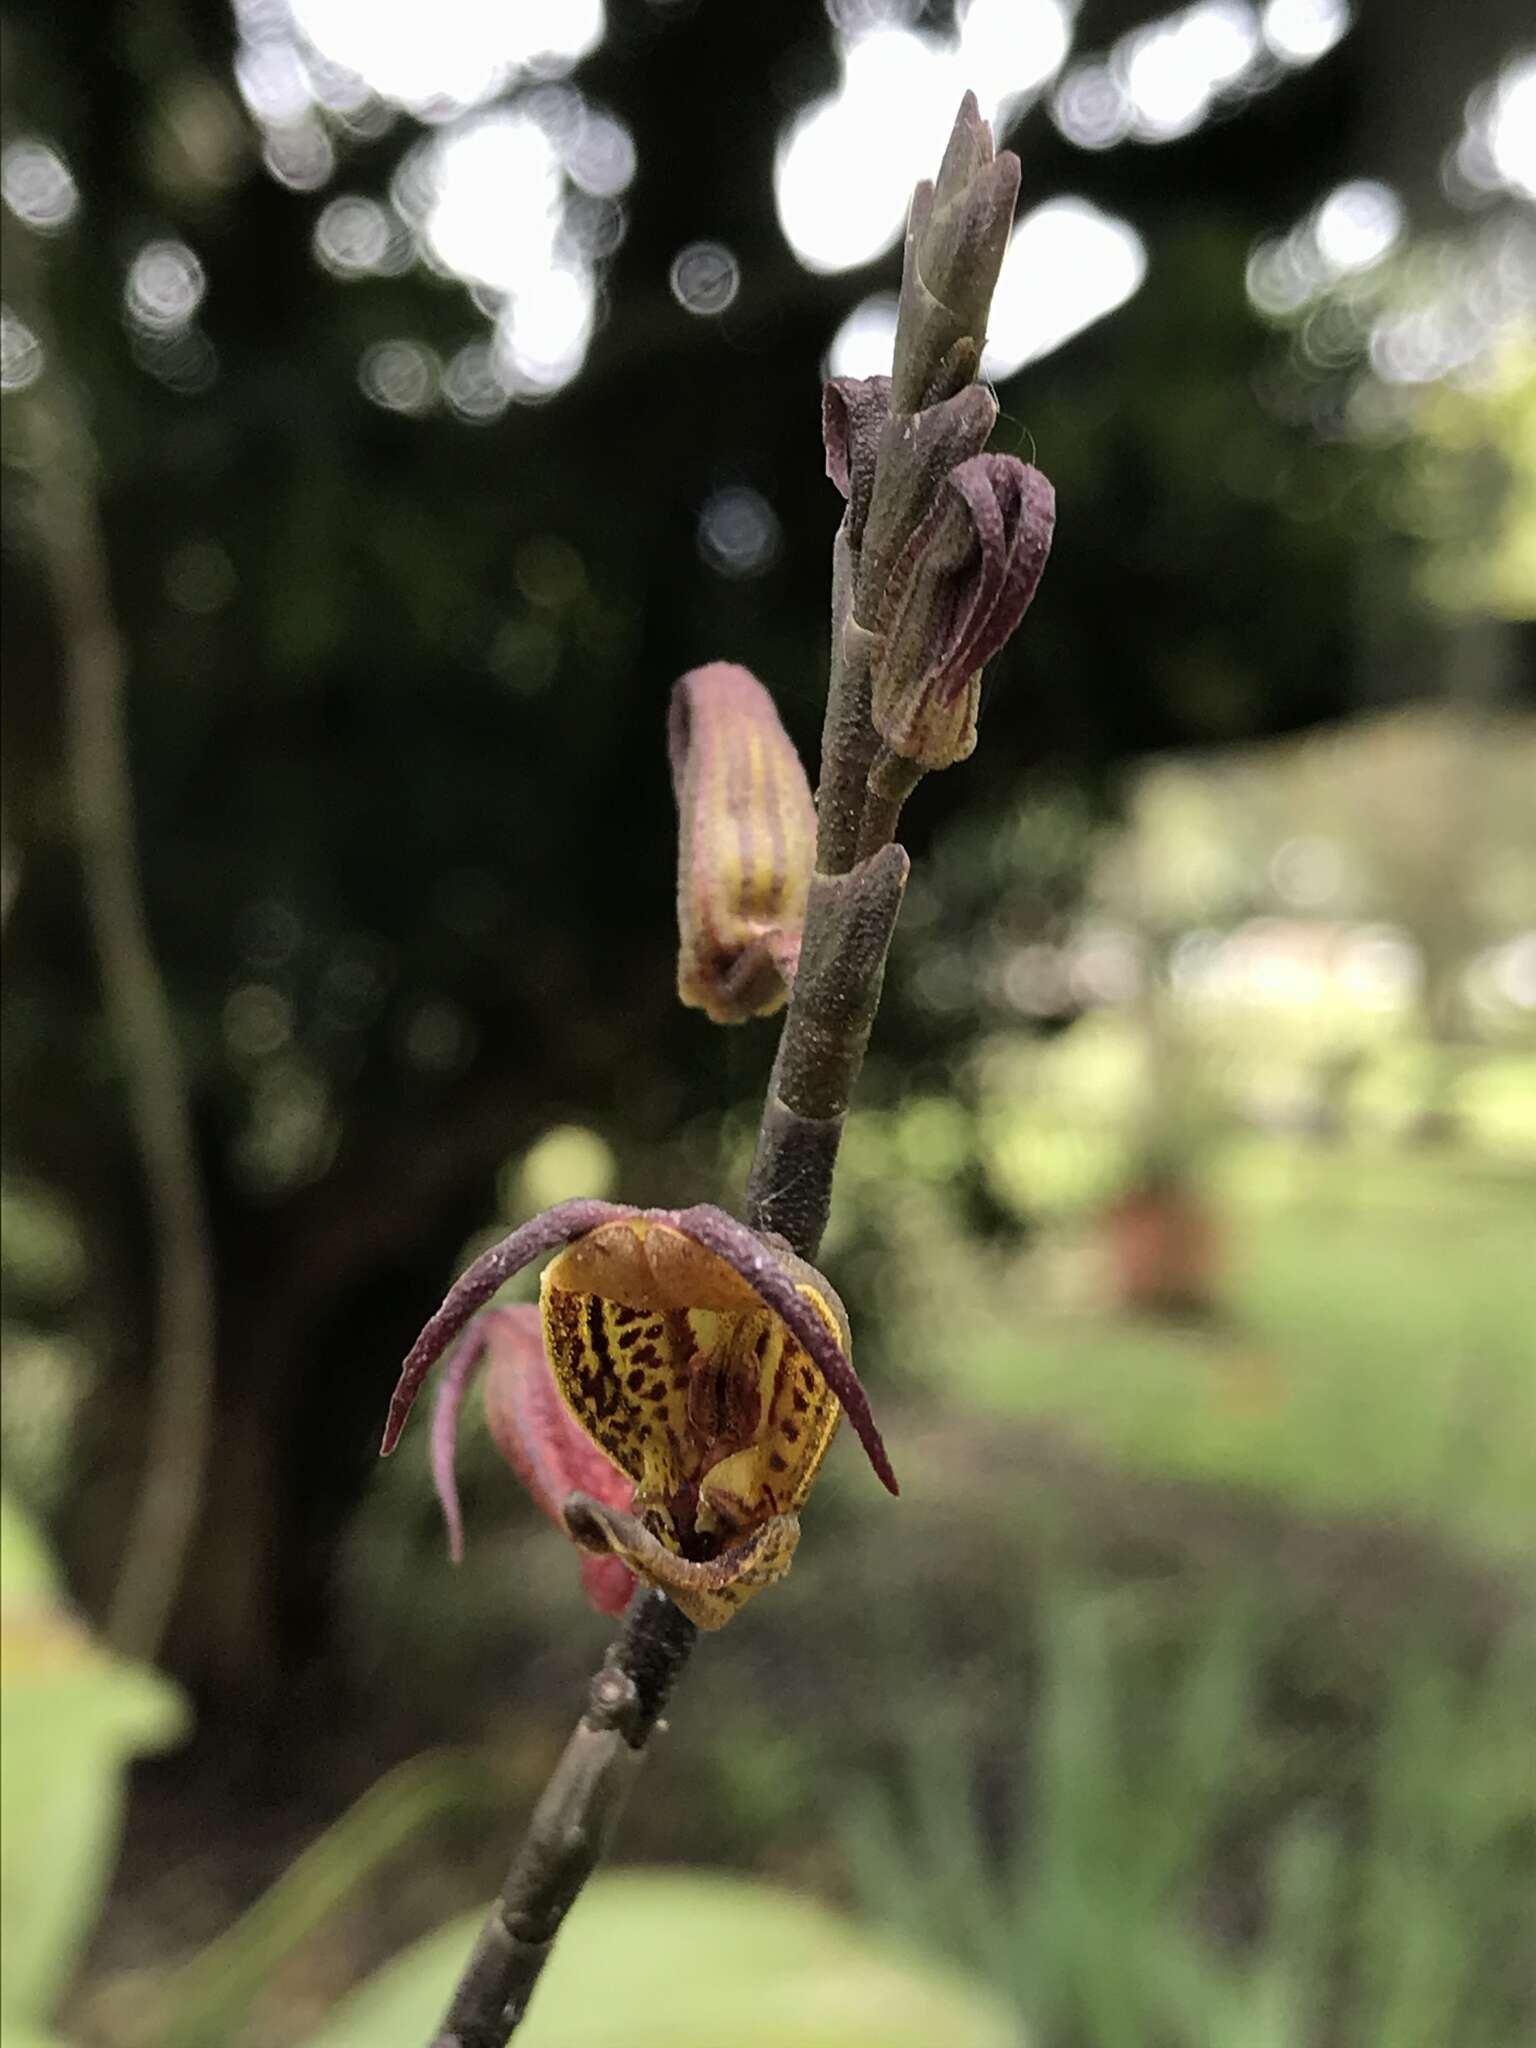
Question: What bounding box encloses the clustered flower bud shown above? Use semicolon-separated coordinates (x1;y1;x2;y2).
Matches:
668;662;817;1025
821;95;1055;782
870;454;1055;769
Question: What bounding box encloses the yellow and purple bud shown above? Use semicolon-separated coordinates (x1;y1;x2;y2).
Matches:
668;662;817;1025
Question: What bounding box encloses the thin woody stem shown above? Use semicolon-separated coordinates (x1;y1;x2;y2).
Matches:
856;747;926;864
810;531;882;880
742;844;908;1260
428;1592;695;2048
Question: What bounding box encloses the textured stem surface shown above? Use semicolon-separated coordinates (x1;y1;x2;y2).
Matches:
429;1592;696;2047
743;847;909;1259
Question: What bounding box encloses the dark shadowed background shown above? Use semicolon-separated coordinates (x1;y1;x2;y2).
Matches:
3;2;1534;2044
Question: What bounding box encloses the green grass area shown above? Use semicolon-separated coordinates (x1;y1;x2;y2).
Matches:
935;1137;1536;1556
845;1586;1536;2048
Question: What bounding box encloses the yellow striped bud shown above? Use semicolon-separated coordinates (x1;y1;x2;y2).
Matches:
668;662;816;1025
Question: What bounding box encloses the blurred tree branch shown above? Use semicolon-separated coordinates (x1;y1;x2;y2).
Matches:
7;211;217;1667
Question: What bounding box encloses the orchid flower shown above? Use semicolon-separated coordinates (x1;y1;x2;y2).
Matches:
383;1199;895;1630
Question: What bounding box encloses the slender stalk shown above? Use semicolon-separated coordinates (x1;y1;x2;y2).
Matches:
13;222;218;1667
743;845;909;1258
856;747;926;865
428;1592;694;2048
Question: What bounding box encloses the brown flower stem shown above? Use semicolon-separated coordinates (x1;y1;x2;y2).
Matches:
856;748;927;864
743;846;909;1259
422;91;1017;2047
428;1591;695;2048
805;531;880;878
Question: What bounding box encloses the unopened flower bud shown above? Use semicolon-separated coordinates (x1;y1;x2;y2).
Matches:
668;663;816;1024
857;381;998;625
892;92;1021;413
870;454;1055;769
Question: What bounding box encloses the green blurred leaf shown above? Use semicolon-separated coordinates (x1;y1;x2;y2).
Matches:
0;2022;73;2048
1;1494;187;2031
0;1493;62;1609
156;1751;492;2048
306;1871;1023;2048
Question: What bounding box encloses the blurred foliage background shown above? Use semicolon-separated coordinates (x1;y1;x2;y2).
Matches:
2;1;1533;2042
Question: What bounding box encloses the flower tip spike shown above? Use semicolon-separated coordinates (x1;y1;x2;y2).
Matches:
380;1198;637;1456
825;1371;900;1498
934;89;993;206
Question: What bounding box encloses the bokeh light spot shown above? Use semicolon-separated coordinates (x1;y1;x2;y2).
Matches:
0;306;46;392
697;487;781;579
1051;63;1134;151
401;998;476;1074
360;338;440;414
777;3;1070;275
313;193;397;275
1260;0;1350;66
442;340;511;422
125;240;206;334
515;1123;617;1213
224;984;294;1061
1466;56;1536;204
288;0;604;120
263;118;336;191
563;108;636;198
1116;2;1263;144
670;241;740;317
493;264;595;398
1;138;80;233
1313;179;1404;276
515;535;587;608
983;199;1148;377
826;292;899;378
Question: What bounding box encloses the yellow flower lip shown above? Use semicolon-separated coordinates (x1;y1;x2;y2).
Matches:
547;1216;769;1315
382;1198;896;1498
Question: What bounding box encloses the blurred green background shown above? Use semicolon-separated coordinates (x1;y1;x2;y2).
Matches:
2;1;1533;2043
